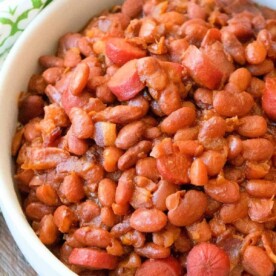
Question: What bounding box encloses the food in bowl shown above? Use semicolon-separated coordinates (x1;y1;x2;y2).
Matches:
11;0;276;275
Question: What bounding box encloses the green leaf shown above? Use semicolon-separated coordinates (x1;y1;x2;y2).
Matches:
8;6;17;16
44;0;53;7
0;17;14;26
31;0;43;9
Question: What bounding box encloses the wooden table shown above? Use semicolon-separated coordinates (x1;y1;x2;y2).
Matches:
0;214;36;275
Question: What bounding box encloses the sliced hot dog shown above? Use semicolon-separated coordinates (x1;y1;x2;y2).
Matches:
156;153;191;184
108;59;145;101
106;38;146;65
262;77;276;121
182;45;223;89
135;257;182;276
187;243;230;276
68;248;118;270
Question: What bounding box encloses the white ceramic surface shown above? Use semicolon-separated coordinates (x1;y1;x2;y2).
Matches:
254;0;276;9
0;0;274;275
0;0;121;275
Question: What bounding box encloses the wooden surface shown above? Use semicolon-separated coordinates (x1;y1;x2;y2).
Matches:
0;214;36;276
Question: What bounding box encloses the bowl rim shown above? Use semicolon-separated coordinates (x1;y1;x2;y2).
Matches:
0;1;80;275
0;0;275;275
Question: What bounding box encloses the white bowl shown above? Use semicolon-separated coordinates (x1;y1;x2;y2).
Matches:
0;0;122;275
0;0;274;275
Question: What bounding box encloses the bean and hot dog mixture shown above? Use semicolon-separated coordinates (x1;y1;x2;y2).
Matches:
11;0;276;275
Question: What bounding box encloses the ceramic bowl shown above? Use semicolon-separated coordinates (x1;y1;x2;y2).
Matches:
0;1;121;275
0;0;274;275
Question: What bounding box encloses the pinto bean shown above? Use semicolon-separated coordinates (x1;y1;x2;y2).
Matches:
229;68;252;92
120;230;146;248
59;173;85;204
53;205;75;233
115;169;135;205
42;67;64;84
36;184;59;206
101;207;116;227
64;48;81;68
187;2;206;19
237;115;267;138
61;88;91;115
174;127;199;141
233;216;264;234
186;219;212;243
18;95;44;124
76;200;100;223
102;147;123;172
247;59;274;76
39;55;64;68
242;138;273;161
130;208;167;232
118;140;152;171
25;202;55;221
158;85;182;115
174;140;204;157
213;90;254;117
93;96;149;124
74;226;112;248
221;31;245;65
246;180;276;198
198;116;226;142
166;190;207;227
204;176;240;204
169;38;189;63
245;161;270;179
200;150;226;176
98;178;116;207
160;107;196;134
152;180;179;211
242;246;274;276
245;41;267;65
248;197;274;223
70;107;94;139
189;158;208;186
194;88;213;109
115;121;145;149
38;214;58;245
219;192;248;223
136;157;159;182
67;127;88;156
122;0;143;18
227;135;243;160
112;203;129;216
135;243;170;259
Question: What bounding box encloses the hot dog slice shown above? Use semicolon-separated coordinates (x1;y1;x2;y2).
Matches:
136;257;182;276
68;248;118;270
182;45;223;89
106;38;146;65
156;153;191;184
108;59;145;101
187;243;230;276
